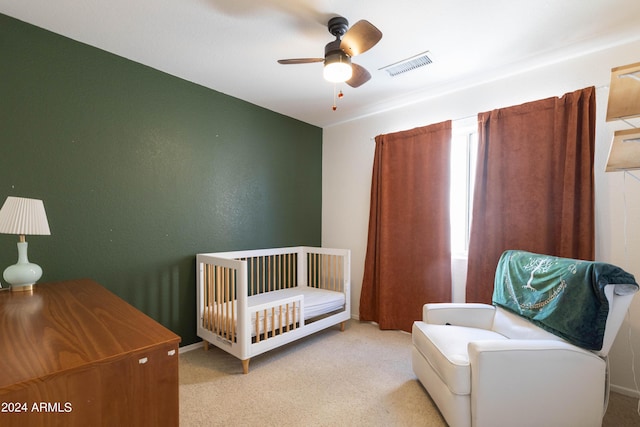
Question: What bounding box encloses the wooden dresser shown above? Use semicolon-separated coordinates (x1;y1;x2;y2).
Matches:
0;279;181;427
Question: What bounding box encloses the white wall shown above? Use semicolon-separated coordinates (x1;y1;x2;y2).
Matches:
322;39;640;394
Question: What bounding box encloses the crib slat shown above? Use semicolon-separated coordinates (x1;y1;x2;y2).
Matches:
322;254;326;289
210;265;216;330
328;254;332;290
325;254;329;290
250;257;254;296
213;266;218;334
279;254;282;290
270;307;273;336
293;301;297;330
278;254;282;290
325;254;329;289
272;255;276;292
284;254;288;288
216;266;222;336
328;254;331;290
213;266;218;333
263;309;268;340
261;256;264;293
332;255;336;290
221;267;225;339
336;255;339;290
217;267;222;338
339;256;343;292
272;254;276;291
267;255;270;292
224;267;229;340
225;268;230;339
267;255;272;292
231;268;236;342
285;303;290;332
255;312;260;343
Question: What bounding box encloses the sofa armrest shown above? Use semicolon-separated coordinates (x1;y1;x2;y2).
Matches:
422;303;495;329
468;340;606;427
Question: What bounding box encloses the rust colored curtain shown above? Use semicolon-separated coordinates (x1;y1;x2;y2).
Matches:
466;87;596;303
360;121;452;332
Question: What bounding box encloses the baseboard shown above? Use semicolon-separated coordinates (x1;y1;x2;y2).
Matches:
611;383;640;398
179;342;202;354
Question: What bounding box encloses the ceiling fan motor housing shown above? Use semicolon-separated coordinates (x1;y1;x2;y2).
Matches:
325;39;347;58
328;16;349;38
324;40;351;70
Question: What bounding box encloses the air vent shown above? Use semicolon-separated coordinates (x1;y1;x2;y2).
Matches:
379;51;433;77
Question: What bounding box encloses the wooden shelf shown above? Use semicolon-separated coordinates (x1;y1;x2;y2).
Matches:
606;62;640;121
606;129;640;172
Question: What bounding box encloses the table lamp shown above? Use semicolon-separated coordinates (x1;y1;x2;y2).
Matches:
0;196;51;291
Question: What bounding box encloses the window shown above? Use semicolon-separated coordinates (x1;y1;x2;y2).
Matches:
450;118;478;256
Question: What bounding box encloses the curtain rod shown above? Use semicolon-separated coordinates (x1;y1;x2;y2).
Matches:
370;85;613;140
370;114;477;140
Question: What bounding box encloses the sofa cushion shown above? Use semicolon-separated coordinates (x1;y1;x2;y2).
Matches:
492;307;566;341
412;321;508;395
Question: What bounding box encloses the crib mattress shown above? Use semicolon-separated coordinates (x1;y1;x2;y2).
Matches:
247;286;345;320
202;286;345;337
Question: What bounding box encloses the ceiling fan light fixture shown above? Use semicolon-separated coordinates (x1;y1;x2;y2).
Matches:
323;52;352;83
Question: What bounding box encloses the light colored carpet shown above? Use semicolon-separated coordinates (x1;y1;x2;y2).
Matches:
179;321;639;426
180;321;446;426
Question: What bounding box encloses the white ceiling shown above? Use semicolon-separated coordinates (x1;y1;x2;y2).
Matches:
2;0;640;128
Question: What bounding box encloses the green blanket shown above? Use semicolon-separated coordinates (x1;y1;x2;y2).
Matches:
493;250;638;350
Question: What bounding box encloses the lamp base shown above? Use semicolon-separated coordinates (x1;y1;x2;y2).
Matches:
10;283;35;292
3;241;43;291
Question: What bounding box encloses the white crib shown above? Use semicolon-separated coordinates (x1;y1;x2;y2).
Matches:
196;246;351;373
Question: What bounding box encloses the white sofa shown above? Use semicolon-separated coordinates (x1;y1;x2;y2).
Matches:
412;252;638;427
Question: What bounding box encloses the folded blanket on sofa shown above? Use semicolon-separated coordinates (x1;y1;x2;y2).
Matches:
493;250;638;350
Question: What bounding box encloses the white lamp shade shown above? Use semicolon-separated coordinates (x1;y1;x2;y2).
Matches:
0;196;51;236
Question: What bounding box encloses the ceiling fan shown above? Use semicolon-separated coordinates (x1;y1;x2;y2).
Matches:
278;16;383;88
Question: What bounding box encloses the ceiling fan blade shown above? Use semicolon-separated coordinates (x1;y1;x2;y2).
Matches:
277;58;324;65
340;20;382;57
346;63;371;88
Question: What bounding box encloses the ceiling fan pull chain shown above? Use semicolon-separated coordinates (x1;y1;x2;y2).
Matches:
332;85;345;111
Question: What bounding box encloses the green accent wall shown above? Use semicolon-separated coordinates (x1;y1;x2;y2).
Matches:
0;14;322;345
